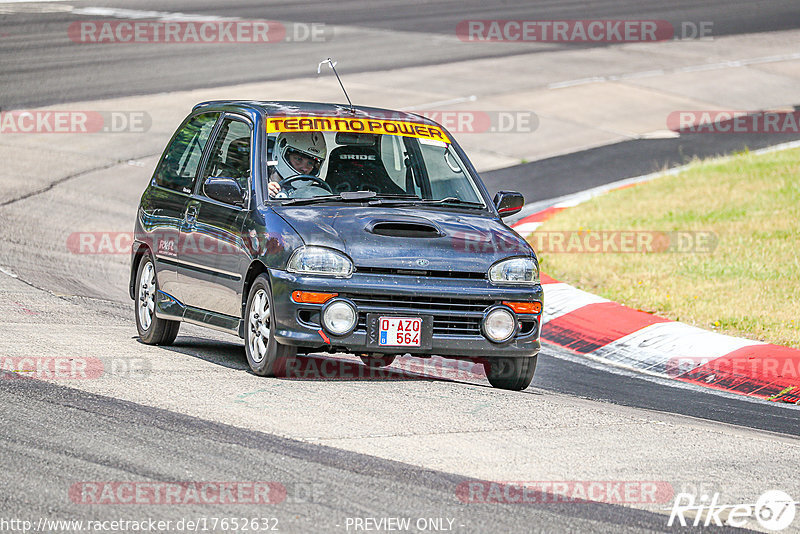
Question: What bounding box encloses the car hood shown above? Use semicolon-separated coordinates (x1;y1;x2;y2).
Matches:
272;205;533;272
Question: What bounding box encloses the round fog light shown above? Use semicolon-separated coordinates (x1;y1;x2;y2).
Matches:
483;308;516;343
322;300;357;336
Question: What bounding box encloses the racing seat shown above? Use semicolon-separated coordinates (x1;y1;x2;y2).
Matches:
221;137;250;189
205;137;249;182
325;145;405;195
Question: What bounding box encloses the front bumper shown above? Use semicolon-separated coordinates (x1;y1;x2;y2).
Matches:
268;269;542;359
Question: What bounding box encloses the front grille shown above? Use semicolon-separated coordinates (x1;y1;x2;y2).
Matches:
347;293;493;336
348;294;493;313
354;314;482;336
355;266;486;280
432;316;483;336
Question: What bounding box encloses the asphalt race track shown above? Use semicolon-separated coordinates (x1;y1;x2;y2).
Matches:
2;1;800;532
2;373;719;533
2;0;800;108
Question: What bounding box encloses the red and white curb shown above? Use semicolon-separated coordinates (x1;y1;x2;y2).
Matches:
511;146;800;404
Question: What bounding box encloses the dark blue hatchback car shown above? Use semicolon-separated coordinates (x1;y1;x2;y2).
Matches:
130;101;543;390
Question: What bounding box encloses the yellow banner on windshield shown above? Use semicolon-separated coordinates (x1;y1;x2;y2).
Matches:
266;116;450;143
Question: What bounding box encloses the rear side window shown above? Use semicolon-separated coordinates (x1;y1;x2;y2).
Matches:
154;113;218;193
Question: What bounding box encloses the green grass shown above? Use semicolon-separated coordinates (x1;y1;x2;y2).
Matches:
535;148;800;348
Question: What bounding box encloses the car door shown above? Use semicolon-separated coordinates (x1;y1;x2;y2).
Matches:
145;112;219;302
176;114;254;318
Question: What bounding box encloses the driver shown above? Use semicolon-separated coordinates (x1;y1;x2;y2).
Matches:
267;131;327;196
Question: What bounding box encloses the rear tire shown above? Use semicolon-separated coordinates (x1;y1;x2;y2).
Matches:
244;274;296;376
485;355;537;391
135;255;180;345
360;354;396;368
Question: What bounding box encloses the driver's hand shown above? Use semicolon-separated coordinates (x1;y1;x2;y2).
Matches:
267;181;281;197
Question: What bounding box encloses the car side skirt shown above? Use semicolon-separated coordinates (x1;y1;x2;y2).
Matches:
155;289;243;337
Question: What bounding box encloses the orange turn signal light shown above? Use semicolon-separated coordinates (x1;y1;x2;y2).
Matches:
502;301;542;314
291;291;338;304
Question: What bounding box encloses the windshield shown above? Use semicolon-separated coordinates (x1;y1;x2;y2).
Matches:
263;116;485;206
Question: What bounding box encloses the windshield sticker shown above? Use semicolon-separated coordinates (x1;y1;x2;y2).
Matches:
266;116;450;143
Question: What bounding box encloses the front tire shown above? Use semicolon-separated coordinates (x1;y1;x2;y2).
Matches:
484;355;537;391
135;254;180;345
244;274;296;376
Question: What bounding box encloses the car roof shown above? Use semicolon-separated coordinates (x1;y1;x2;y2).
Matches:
192;100;438;127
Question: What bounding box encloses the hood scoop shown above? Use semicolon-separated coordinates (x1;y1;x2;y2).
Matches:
366;218;443;238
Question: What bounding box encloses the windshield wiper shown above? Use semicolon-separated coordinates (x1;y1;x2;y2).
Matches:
366;194;424;206
417;197;485;208
279;193;483;209
279;191;418;206
365;196;485;209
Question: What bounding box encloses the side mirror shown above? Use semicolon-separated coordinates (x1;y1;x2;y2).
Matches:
493;191;524;218
203;177;247;207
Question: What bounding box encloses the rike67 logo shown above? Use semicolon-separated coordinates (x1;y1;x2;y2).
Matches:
669;490;797;530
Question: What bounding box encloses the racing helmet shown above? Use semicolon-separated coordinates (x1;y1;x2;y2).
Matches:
274;131;327;178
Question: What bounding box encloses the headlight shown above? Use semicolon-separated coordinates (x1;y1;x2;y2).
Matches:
287;246;353;278
488;257;539;285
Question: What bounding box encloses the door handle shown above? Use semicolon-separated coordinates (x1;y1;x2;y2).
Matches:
186;205;198;220
185;205;198;227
